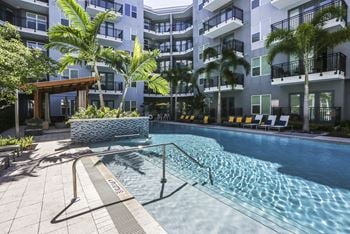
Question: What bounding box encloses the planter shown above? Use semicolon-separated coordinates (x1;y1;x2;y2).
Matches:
70;117;149;144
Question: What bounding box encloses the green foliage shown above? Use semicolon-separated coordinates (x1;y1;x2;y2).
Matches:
102;38;169;110
0;136;33;150
0;23;58;103
70;105;140;119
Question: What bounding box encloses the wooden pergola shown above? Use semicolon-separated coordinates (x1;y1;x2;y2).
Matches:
28;77;97;120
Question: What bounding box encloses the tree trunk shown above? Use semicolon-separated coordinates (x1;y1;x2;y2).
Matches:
217;75;222;124
15;90;20;137
170;82;173;120
119;82;129;111
93;62;104;108
303;55;310;132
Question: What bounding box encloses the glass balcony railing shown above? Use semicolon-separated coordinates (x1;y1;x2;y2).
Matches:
271;53;346;79
203;4;243;33
271;0;347;32
86;0;123;14
204;74;244;89
144;23;171;34
98;26;123;40
172;22;192;32
172;42;193;53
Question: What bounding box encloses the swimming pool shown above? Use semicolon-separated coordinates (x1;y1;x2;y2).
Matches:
94;122;350;233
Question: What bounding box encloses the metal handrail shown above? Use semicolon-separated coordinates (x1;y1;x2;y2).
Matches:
72;143;214;200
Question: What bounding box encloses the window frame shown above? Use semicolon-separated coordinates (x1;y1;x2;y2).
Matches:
251;94;271;115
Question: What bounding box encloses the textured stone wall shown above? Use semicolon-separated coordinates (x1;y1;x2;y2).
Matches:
70;117;149;144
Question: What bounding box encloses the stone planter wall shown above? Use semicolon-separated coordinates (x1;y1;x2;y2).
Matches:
70;117;149;144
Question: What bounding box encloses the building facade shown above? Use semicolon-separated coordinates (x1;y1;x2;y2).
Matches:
1;0;350;122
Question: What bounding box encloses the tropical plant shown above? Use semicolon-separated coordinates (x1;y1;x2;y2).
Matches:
266;5;350;132
46;0;119;108
201;47;250;123
70;105;139;119
0;23;58;103
0;136;33;150
102;38;169;110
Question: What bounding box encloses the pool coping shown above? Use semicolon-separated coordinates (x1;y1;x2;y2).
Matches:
81;156;166;234
156;121;350;145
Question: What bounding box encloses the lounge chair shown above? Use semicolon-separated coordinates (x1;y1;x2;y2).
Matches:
232;116;243;126
179;115;185;121
189;115;196;122
223;116;235;126
243;114;263;128
183;115;190;121
257;115;277;130
203;116;209;124
269;115;290;131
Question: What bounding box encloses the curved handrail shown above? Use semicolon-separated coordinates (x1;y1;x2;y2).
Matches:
72;143;214;200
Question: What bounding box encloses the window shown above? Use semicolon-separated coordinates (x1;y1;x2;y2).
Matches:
251;56;270;76
131;82;137;87
125;101;137;111
91;100;114;109
290;94;301;114
131;6;137;18
62;69;78;79
61;18;69;26
251;94;271;115
125;4;130;16
27;41;45;51
252;32;260;43
26;12;47;31
131;34;136;41
252;0;259;9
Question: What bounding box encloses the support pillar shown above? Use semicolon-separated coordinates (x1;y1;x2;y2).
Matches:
34;90;42;119
78;90;87;109
44;93;50;123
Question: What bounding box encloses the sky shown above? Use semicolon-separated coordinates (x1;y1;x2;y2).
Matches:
144;0;192;8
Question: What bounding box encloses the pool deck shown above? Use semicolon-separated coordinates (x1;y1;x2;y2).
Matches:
0;130;165;234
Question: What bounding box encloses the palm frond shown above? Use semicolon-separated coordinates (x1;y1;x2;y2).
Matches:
57;0;90;32
88;11;118;39
58;54;83;73
266;39;299;64
319;26;350;49
147;74;170;95
236;57;251;75
265;28;294;48
202;47;218;61
130;38;143;72
311;5;346;27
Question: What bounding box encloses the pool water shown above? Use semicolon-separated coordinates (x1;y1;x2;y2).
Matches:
96;123;350;233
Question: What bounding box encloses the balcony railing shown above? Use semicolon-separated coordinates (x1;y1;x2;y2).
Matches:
203;38;244;61
91;81;123;92
203;4;243;33
86;0;123;14
271;0;348;32
144;23;171;33
98;26;123;40
144;84;193;95
271;53;346;79
172;22;192;32
172;42;193;53
204;74;244;89
0;12;48;32
272;107;341;123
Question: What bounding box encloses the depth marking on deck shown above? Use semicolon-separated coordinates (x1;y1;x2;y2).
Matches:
107;179;124;194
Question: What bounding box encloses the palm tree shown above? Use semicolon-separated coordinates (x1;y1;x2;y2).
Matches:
266;5;350;132
102;38;169;110
46;0;118;108
201;47;250;124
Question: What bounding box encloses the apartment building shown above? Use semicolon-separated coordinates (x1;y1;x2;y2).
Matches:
1;0;350;122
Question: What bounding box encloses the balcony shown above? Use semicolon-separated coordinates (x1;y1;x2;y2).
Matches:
202;0;233;12
0;13;48;39
203;5;243;38
144;23;171;39
271;0;348;32
144;85;194;98
2;0;48;14
203;74;244;93
172;43;193;57
271;0;314;10
97;27;123;46
85;0;123;16
172;22;193;37
271;53;346;85
90;81;123;95
203;39;244;64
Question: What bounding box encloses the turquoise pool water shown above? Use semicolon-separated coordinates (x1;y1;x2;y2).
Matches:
96;123;350;233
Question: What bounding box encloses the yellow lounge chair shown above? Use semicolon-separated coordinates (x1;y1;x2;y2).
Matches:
228;116;235;124
203;116;209;124
244;117;253;124
233;117;243;126
184;115;190;120
190;115;195;121
180;115;185;120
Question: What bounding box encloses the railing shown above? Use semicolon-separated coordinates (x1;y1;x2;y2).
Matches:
0;12;48;32
272;107;341;124
203;4;243;33
86;0;123;14
271;53;346;79
204;74;244;89
172;22;192;32
91;81;123;92
144;84;193;95
144;23;171;33
172;42;193;53
98;26;123;40
72;143;214;200
271;0;348;31
203;38;244;61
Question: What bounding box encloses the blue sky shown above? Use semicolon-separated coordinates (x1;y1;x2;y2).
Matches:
144;0;192;8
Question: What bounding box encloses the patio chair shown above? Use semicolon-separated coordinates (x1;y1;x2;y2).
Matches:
232;116;243;126
257;115;277;130
223;116;235;126
243;114;263;128
269;115;290;131
179;115;185;121
203;116;209;124
189;115;196;122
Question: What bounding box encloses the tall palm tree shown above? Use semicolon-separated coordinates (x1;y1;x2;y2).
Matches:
201;47;250;124
46;0;118;108
266;5;350;132
102;38;169;110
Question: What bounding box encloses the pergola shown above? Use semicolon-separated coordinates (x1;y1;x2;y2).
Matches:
28;77;97;121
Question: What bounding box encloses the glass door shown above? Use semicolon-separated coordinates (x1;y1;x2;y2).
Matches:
289;8;300;30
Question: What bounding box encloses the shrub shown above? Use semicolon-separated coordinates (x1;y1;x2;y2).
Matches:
70;106;140;119
0;136;33;150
